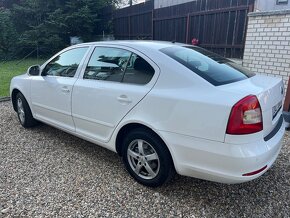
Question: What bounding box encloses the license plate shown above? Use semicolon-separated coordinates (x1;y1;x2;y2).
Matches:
272;100;282;119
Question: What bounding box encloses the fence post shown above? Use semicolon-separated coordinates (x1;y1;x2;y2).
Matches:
186;13;190;44
249;4;254;12
152;10;154;40
284;78;290;112
283;77;290;128
128;15;131;39
36;43;39;62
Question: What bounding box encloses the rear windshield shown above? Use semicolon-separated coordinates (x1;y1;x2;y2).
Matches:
160;46;255;86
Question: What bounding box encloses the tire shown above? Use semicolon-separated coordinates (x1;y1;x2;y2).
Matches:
122;128;175;187
15;92;38;128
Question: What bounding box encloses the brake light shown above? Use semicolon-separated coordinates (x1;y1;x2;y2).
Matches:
226;95;263;135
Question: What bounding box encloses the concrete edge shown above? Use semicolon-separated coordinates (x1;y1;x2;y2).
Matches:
0;97;11;102
249;9;290;17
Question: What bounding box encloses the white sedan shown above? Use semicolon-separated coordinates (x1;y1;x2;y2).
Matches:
10;41;285;187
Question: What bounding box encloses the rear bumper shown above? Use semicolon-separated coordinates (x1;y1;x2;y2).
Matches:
157;121;285;184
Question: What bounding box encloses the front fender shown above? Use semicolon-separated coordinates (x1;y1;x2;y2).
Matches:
10;74;32;111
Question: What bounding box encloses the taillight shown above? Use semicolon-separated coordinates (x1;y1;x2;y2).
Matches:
226;95;263;135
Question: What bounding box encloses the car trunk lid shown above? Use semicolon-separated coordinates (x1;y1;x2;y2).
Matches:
218;75;284;138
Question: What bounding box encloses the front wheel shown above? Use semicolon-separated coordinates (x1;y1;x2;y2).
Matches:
16;92;38;128
122;128;175;187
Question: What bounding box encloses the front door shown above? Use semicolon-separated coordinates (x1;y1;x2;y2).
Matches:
30;47;89;131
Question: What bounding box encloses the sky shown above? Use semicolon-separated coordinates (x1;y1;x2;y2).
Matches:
119;0;145;8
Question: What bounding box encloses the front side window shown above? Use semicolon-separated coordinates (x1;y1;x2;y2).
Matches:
160;46;255;86
42;47;88;77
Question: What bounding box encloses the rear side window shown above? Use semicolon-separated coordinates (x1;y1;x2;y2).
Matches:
123;53;155;85
160;46;254;86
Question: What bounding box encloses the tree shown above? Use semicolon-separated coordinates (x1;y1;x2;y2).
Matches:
11;0;67;55
0;0;21;9
0;8;18;58
0;0;120;59
47;0;117;41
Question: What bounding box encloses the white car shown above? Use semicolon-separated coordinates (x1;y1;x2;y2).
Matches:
10;41;285;187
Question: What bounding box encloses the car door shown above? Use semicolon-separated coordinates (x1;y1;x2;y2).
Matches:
72;46;159;143
30;47;89;131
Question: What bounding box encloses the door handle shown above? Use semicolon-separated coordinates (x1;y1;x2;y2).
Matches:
61;86;70;93
117;95;132;104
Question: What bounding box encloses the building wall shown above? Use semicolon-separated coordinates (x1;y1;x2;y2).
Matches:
243;10;290;90
255;0;290;11
154;0;290;11
154;0;195;8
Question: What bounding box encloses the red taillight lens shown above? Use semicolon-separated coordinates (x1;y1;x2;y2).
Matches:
226;95;263;135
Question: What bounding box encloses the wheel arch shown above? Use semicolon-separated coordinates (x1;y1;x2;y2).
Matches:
11;89;21;111
115;122;174;167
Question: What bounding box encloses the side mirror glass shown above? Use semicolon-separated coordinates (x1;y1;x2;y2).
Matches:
27;65;40;76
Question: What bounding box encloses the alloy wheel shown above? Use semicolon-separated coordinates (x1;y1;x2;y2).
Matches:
17;98;25;124
127;139;160;180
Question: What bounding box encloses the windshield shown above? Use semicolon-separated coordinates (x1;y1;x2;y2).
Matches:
160;46;255;86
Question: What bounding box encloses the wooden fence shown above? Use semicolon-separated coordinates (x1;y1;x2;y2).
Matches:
113;1;154;40
113;0;255;58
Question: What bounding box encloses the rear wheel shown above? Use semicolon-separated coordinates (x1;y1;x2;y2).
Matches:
122;128;175;187
16;92;38;128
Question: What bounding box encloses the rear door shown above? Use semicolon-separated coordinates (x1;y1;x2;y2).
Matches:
72;46;159;142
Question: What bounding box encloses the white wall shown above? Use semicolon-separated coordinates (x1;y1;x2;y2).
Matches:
255;0;290;11
243;11;290;91
154;0;195;9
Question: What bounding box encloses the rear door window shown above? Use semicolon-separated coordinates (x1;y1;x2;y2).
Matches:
84;47;131;82
160;46;254;86
84;47;155;85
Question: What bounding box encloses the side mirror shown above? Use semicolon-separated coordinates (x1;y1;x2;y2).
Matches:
27;65;40;76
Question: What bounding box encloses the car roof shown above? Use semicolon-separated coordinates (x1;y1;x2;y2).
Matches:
73;40;187;51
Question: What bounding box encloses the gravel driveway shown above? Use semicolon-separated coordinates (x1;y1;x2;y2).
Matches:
0;101;289;217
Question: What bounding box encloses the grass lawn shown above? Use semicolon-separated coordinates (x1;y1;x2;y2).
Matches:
0;59;46;97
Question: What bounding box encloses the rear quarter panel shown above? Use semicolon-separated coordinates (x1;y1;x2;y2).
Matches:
115;55;246;143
